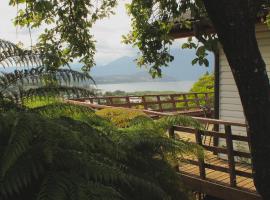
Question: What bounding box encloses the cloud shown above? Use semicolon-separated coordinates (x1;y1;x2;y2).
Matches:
0;0;187;65
0;0;135;65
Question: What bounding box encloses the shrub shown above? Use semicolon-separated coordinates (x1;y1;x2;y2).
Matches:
190;72;214;93
0;107;199;200
96;107;148;128
33;103;116;134
23;97;61;108
190;72;214;106
176;73;214;109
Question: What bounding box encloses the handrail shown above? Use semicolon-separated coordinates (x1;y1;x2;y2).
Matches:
67;96;256;195
192;117;247;127
66;99;245;127
66;97;253;190
70;92;214;113
70;92;214;100
65;99;212;118
65;99;247;128
170;124;252;188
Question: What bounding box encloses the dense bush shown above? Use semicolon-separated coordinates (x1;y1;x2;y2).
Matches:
190;73;214;94
176;73;214;109
190;73;214;107
0;36;201;200
96;107;149;128
0;103;203;200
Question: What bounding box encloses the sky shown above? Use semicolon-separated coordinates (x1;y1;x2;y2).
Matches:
0;0;185;66
0;0;132;65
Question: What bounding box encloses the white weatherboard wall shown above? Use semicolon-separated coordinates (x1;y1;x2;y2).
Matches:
219;24;270;155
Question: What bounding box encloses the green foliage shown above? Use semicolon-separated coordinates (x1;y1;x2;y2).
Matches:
24;97;60;108
174;73;213;109
33;103;116;134
157;115;203;131
9;0;117;71
124;0;212;77
190;73;214;106
125;1;269;77
0;18;206;200
0;102;203;200
190;72;214;93
0;39;96;108
0;38;41;67
96;107;148;128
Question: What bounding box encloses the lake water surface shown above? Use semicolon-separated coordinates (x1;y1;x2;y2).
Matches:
96;81;194;92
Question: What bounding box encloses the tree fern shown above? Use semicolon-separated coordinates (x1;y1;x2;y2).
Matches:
0;103;197;200
0;39;96;108
0;39;41;68
0;38;197;199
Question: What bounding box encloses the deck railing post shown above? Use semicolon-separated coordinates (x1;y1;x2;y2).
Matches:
225;125;237;187
108;97;113;105
89;98;94;104
97;98;101;105
195;129;206;179
169;126;175;139
194;93;200;107
141;96;148;110
183;94;189;110
156;95;163;112
126;97;131;108
204;93;209;107
170;95;177;111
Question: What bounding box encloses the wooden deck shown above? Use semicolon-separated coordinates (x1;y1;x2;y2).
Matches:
178;131;254;191
171;121;262;200
68;93;262;200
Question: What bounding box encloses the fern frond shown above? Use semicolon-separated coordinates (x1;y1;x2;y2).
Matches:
79;181;123;200
0;67;96;106
0;67;94;91
22;85;95;100
37;172;76;200
0;105;193;200
0;114;35;178
0;39;42;68
157;115;204;131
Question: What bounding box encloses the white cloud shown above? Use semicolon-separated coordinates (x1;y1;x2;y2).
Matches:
0;0;135;65
0;1;38;45
92;0;136;65
0;0;187;65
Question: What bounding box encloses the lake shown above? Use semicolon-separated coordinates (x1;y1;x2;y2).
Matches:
96;81;194;92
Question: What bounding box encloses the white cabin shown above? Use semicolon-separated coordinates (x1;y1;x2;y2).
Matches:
218;24;270;133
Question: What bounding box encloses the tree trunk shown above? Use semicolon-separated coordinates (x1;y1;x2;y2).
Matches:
203;0;270;199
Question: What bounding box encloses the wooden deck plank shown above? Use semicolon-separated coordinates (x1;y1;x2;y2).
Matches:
176;129;257;196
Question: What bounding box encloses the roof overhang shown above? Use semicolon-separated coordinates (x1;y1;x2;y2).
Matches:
170;21;215;39
170;20;268;39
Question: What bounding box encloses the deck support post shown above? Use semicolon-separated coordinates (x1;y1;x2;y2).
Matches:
182;94;189;110
169;126;175;139
156;95;163;112
125;97;131;108
195;129;206;179
141;96;147;110
225;125;237;187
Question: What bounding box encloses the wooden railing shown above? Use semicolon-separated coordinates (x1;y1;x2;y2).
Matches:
170;118;252;188
67;97;260;199
70;92;213;113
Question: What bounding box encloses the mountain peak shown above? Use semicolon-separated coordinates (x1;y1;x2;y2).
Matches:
71;48;214;81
